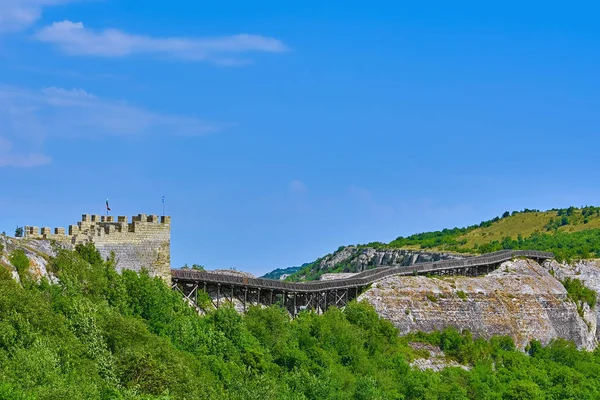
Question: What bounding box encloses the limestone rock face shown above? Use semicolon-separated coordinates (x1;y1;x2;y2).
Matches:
314;246;469;274
320;273;359;281
359;259;597;350
545;259;600;342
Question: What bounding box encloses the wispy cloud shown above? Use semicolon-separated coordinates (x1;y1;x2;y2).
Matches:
0;84;221;167
35;20;288;64
0;0;77;33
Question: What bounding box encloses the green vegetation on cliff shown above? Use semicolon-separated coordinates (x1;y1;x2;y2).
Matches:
2;244;600;399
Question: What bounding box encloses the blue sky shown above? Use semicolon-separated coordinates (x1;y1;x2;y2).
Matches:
1;1;599;275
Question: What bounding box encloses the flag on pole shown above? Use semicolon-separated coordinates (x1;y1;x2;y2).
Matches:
106;199;111;211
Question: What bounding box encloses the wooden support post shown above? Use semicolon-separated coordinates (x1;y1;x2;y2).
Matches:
231;286;234;305
270;290;273;305
217;284;220;308
317;293;321;314
243;288;247;312
293;293;297;316
257;289;261;305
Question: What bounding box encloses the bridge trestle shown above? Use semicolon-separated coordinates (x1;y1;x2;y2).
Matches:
172;280;366;316
172;250;554;317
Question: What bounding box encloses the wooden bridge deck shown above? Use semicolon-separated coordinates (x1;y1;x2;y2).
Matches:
171;249;553;314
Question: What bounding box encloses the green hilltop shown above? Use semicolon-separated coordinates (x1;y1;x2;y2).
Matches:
286;206;600;281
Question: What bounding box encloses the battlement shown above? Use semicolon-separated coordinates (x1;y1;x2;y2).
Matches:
23;213;171;281
25;213;171;240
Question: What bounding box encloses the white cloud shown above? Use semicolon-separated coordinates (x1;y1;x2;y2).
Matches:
0;84;221;167
0;0;77;33
35;20;288;63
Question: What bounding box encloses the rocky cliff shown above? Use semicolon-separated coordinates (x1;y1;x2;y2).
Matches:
359;258;598;350
292;246;469;280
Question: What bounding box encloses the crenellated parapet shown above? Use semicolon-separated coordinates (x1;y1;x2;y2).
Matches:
23;213;171;281
25;213;171;240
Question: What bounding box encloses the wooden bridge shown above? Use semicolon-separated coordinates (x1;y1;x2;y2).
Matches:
171;249;553;315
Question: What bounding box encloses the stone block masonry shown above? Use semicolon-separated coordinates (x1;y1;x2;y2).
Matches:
24;213;171;281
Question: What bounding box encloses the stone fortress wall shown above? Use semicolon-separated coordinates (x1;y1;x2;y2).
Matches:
24;213;171;281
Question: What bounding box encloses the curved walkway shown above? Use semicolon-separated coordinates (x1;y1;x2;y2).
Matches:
171;249;554;293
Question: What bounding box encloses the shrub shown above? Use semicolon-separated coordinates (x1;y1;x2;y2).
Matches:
562;277;597;314
426;293;438;302
9;249;29;280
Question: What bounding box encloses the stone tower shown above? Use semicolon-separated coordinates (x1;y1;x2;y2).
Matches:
24;213;171;281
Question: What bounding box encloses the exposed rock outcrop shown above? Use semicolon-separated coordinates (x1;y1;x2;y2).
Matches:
409;342;471;371
209;269;256;279
320;273;359;281
320;246;469;272
294;246;470;280
0;235;58;282
359;259;598;350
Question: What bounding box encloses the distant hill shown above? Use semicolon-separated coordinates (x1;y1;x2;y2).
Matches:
260;265;305;280
286;206;600;281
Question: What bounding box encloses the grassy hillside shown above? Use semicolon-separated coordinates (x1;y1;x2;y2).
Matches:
3;243;600;399
370;206;600;261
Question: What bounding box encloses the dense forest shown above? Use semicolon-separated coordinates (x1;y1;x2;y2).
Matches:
2;244;600;399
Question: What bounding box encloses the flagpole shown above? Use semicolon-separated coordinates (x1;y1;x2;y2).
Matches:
162;196;165;217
